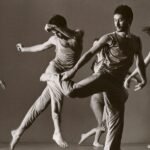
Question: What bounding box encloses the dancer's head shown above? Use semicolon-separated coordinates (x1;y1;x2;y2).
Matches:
48;15;67;28
45;15;67;32
113;5;133;32
45;14;69;39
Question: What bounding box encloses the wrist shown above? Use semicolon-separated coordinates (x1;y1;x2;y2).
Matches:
21;48;25;52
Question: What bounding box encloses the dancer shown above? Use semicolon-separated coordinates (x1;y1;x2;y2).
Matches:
78;97;106;147
45;5;147;150
10;14;84;149
78;40;107;147
79;51;150;147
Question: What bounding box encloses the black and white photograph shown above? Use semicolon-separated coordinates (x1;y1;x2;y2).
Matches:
0;0;150;150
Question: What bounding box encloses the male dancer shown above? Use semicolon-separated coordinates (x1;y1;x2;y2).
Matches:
10;14;84;149
78;40;107;147
79;51;150;147
44;5;147;150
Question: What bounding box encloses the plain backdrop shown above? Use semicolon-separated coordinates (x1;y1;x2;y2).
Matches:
0;0;150;145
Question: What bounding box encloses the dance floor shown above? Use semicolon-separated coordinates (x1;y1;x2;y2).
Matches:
0;143;149;150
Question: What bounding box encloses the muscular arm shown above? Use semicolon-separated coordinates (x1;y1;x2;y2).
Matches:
61;35;110;80
72;35;110;74
17;36;55;52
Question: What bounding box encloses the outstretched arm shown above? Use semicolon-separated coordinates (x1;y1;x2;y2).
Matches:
16;37;55;52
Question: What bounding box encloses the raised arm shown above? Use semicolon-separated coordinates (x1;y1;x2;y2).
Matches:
62;35;110;80
16;36;55;52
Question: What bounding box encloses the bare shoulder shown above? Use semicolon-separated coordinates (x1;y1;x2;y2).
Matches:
47;35;57;45
97;33;113;45
66;29;84;48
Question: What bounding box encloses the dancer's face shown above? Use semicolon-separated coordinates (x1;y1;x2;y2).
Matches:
114;14;129;32
52;30;63;38
44;24;62;37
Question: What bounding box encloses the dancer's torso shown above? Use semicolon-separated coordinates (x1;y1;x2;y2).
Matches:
45;30;83;74
93;32;140;82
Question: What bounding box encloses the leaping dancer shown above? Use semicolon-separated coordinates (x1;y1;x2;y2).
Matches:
10;14;84;149
78;27;150;147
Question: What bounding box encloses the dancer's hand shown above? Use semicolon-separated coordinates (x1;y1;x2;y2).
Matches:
130;76;141;84
0;80;6;90
134;79;147;91
124;75;141;89
62;69;76;80
45;24;58;32
16;43;23;52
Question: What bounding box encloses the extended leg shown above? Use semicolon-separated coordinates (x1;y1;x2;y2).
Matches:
10;86;51;150
79;93;105;147
49;81;68;148
53;72;107;98
91;93;106;147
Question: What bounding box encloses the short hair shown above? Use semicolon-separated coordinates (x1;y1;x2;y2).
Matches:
114;5;133;25
48;15;67;28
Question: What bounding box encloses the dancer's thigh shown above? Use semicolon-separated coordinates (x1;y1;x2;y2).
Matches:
34;86;51;111
72;73;113;98
49;81;64;113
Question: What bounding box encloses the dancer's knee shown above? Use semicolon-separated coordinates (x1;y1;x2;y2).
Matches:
66;90;77;98
35;96;49;112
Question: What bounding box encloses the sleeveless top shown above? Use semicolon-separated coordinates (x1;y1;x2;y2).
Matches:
51;30;84;72
93;32;139;82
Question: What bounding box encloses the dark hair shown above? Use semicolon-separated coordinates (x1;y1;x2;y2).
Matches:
48;14;67;27
114;5;133;25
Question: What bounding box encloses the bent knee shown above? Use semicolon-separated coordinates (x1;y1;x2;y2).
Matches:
90;96;104;107
65;91;77;98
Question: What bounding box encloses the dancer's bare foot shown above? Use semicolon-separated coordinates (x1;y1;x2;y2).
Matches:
10;130;20;150
93;141;104;147
78;133;87;145
52;133;68;148
79;126;105;145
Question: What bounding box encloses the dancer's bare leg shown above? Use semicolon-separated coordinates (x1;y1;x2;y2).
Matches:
49;82;68;148
79;93;105;147
10;87;50;150
79;128;97;144
93;127;105;147
91;93;106;147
